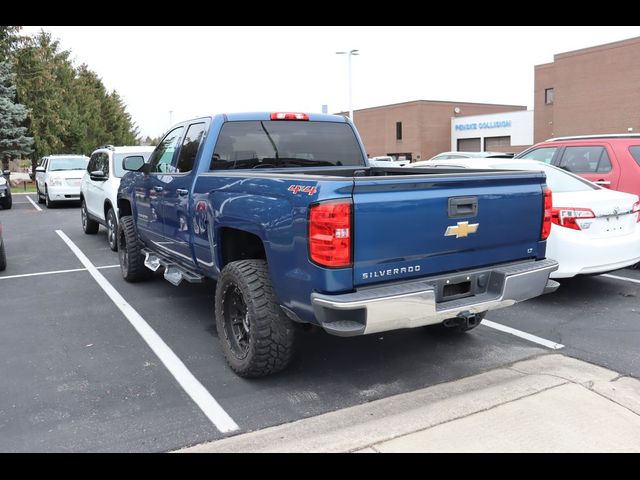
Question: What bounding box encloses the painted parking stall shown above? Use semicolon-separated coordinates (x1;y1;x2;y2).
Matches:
0;204;638;450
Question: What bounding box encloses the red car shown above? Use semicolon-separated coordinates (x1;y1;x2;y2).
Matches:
516;134;640;197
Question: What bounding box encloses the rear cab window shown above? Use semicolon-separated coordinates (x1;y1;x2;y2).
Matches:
210;121;363;170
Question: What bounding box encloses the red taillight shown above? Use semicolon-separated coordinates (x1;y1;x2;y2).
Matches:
309;201;351;268
270;112;309;121
632;200;640;223
551;207;596;230
541;187;553;240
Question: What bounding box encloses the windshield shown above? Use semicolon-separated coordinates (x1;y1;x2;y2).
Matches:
48;157;88;171
499;163;597;193
114;151;153;177
210;121;364;170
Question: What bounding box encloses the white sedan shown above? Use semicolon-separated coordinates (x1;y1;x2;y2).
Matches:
410;158;640;278
35;155;90;208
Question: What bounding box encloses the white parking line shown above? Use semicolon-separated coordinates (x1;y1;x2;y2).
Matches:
25;196;42;212
56;230;239;433
0;267;87;280
482;319;565;350
602;273;640;285
0;265;119;281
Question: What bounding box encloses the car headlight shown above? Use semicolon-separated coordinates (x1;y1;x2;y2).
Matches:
0;177;6;186
49;177;63;186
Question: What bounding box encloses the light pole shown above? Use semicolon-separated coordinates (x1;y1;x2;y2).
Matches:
336;49;359;123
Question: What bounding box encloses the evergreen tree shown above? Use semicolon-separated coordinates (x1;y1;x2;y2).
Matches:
0;60;33;170
11;29;141;172
0;26;21;61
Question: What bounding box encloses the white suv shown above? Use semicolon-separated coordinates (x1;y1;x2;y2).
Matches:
35;155;90;207
80;145;155;251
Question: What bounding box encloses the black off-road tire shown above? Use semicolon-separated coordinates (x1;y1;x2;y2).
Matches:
117;215;151;282
106;208;118;251
37;186;45;204
215;260;295;378
81;200;99;234
0;197;11;210
427;311;486;334
0;240;6;271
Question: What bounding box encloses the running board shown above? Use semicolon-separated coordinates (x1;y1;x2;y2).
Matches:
142;248;204;286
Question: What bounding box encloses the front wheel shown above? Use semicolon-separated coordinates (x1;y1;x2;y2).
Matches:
44;186;54;209
117;215;151;282
0;240;6;271
81;200;99;234
215;259;295;377
0;197;11;210
106;208;118;251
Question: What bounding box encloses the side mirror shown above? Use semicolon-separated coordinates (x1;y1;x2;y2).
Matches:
35;166;45;173
122;155;145;172
2;170;10;176
90;170;106;181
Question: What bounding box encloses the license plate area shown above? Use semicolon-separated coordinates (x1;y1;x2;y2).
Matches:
434;272;491;303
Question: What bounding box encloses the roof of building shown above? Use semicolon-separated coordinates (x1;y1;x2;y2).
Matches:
348;99;527;114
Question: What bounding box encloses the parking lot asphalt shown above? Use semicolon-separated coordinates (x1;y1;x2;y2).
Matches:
1;195;639;452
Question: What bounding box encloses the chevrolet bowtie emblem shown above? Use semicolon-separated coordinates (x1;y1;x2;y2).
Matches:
445;221;479;238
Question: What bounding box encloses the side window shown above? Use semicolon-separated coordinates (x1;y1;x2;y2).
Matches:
100;153;110;176
148;127;184;173
559;146;608;174
87;154;99;173
176;123;206;173
629;146;640;167
597;150;612;173
518;147;557;163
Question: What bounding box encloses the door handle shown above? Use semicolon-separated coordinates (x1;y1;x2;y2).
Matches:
594;180;611;186
153;186;164;192
176;188;189;196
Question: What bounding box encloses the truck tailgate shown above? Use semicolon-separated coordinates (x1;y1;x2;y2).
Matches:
352;172;546;287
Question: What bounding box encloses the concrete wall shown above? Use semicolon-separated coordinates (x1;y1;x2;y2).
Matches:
451;110;534;152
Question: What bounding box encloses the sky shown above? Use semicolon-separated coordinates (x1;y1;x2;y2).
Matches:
21;26;640;138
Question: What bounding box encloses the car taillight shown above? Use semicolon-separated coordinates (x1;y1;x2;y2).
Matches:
541;187;553;240
270;112;309;121
551;207;596;230
632;200;640;223
308;201;351;268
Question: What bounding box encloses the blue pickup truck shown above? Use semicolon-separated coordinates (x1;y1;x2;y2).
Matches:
117;112;558;377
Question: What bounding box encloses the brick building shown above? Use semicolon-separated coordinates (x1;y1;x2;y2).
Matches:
352;100;526;162
535;36;640;143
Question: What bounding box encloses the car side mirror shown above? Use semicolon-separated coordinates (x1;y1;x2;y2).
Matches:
35;166;45;173
90;170;106;181
122;155;146;172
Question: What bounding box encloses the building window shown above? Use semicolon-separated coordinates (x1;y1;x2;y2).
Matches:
545;88;555;105
484;136;511;150
457;138;481;151
396;122;402;140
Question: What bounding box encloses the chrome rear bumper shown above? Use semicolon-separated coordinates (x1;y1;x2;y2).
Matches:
311;259;558;337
